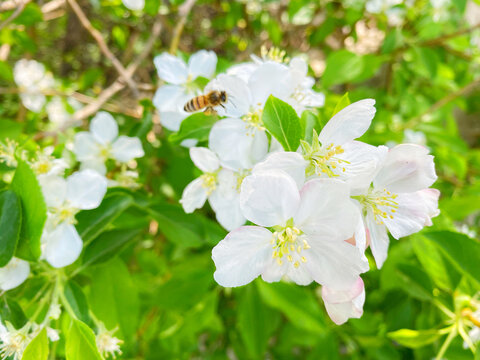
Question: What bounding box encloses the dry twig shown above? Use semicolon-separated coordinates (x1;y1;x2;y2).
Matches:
169;0;197;54
0;2;26;31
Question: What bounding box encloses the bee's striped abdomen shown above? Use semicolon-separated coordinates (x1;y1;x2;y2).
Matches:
184;96;207;112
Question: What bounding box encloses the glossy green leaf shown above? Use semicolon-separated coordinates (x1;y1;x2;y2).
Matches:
11;159;47;260
66;319;102;360
22;328;48;360
322;50;363;88
64;281;91;325
262;95;303;151
387;328;442;348
331;92;351;117
0;190;22;266
169;112;217;144
0;297;27;329
396;263;434;301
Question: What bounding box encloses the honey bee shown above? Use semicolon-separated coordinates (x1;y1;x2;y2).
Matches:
184;90;227;115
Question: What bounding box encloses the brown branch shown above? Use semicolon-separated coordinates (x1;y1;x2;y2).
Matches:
420;23;480;47
404;78;480;129
0;2;26;31
71;17;163;123
66;0;138;96
169;0;197;54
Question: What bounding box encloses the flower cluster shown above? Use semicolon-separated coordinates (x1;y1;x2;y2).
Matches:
164;48;440;325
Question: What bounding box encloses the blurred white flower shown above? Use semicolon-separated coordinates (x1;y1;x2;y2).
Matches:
46;97;82;129
39;170;107;268
0;322;31;360
212;170;368;288
153;50;217;131
73;112;144;175
13;59;54;112
96;325;122;359
31;147;69;179
122;0;144;11
0;258;30;291
403;129;427;147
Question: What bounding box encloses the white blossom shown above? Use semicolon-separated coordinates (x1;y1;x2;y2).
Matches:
96;326;122;359
0;322;31;360
73;112;144;175
122;0;144;11
321;277;365;325
0;258;30;291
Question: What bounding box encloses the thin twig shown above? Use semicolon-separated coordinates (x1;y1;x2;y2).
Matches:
0;2;26;31
66;0;139;96
169;0;197;54
421;23;480;47
404;78;480;129
71;17;163;123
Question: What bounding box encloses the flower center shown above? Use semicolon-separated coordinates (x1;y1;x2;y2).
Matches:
200;172;217;195
242;108;265;135
50;204;78;225
235;169;250;191
36;161;52;174
271;221;310;268
304;143;349;177
260;45;289;63
0;332;28;359
355;188;399;224
99;145;111;161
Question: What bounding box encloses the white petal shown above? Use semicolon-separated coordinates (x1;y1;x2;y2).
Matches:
240;170;300;227
90;112;118;145
322;277;365;325
226;62;258;83
212;226;272;287
39;175;67;208
374;144;437;193
73;132;100;161
366;211;390;268
382;190;439;239
122;0;144;10
209;118;268;170
253;152;307;189
153;85;187;112
294;179;359;241
79;158;107;176
21;93;46;112
209;190;246;231
205;75;251;117
154;53;188;85
188;50;217;79
180;178;208;213
248;62;294;106
180;139;198;148
111;136;144;162
261;258;287;283
44;223;83;268
285;261;314;285
289;57;308;79
189;147;219;173
0;258;30;291
159;111;188;132
66;170;108;210
319;99;376;146
304;238;369;289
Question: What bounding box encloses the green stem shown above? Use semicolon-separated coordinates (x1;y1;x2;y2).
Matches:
435;325;457;360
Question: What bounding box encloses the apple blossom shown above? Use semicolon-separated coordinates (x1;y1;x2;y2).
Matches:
352;144;439;267
122;0;144;11
0;258;30;291
0;322;30;360
96;325;123;359
73;111;144;176
212;170;368;288
39;170;107;268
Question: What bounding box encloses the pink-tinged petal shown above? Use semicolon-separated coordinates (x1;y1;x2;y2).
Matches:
111;136;144;162
304;238;369;289
66;170;108;210
188;50;217;79
322;278;365;325
90;112;118;145
209;118;268;170
382;190;439;239
253;152;307;189
180;178;208;213
374;144;437;193
240;170;300;227
249;62;294;105
73;132;100;161
338;142;388;195
365;211;390;268
0;257;30;291
154;53;188;84
189;147;219;173
294;179;359;241
212;226;273;287
354;214;368;257
44;223;83;268
319;99;376;146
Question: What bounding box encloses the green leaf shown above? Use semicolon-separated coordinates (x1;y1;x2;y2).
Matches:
82;228;141;266
256;281;326;333
387;328;442;348
22;328;48;360
331;92;351;117
417;47;438;78
262;95;303;151
322;50;364;88
396;263;434;301
11;159;47;260
425;231;480;285
76;193;133;245
0;62;13;82
0;190;22;266
169;113;217;144
237;285;280;358
0;297;27;329
66;319;102;360
13;3;43;26
300;110;317;144
440;195;480;220
88;258;140;339
64;281;91;325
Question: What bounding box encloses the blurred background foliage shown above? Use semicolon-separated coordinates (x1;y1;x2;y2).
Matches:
1;0;480;359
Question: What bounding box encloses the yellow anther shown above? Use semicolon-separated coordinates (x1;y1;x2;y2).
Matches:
277;258;283;266
301;256;307;263
294;261;300;268
287;255;293;262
